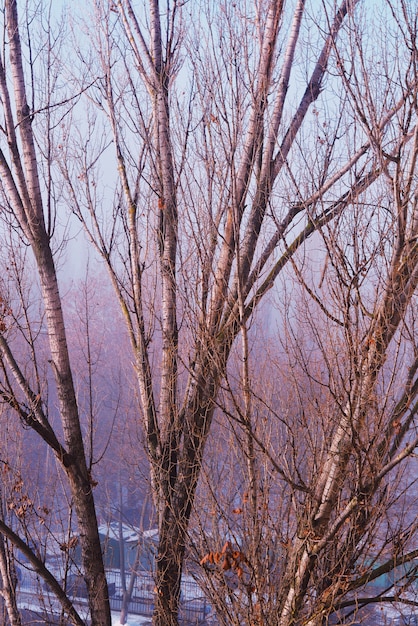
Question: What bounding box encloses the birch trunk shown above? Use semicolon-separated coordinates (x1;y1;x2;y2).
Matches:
0;534;21;626
76;1;418;624
0;3;111;624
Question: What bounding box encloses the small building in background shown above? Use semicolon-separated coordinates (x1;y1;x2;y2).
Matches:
98;522;158;572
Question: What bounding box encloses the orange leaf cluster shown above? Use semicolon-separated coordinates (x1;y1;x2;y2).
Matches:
7;474;34;518
60;536;79;552
8;493;33;518
200;541;247;580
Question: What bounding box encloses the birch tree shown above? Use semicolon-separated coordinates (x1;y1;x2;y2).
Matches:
62;0;418;623
0;2;110;624
1;0;417;624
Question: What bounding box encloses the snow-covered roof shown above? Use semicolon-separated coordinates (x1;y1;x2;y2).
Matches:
98;522;141;543
98;522;159;544
142;528;158;540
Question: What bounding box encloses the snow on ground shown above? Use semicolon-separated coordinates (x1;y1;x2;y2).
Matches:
18;593;153;625
111;612;152;625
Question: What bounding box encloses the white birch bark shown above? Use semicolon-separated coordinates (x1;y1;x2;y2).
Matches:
0;3;111;624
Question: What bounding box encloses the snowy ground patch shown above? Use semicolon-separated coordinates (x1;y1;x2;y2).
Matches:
111;612;152;626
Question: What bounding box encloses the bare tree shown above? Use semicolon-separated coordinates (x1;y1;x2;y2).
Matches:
0;2;110;624
0;504;21;626
0;0;414;624
188;4;418;624
55;0;418;623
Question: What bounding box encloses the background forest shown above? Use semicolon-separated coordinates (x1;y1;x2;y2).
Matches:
0;1;418;625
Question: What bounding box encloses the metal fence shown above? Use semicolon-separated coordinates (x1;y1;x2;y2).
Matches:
17;566;213;624
106;569;213;624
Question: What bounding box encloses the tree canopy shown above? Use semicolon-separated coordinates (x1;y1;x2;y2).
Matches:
0;1;418;625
